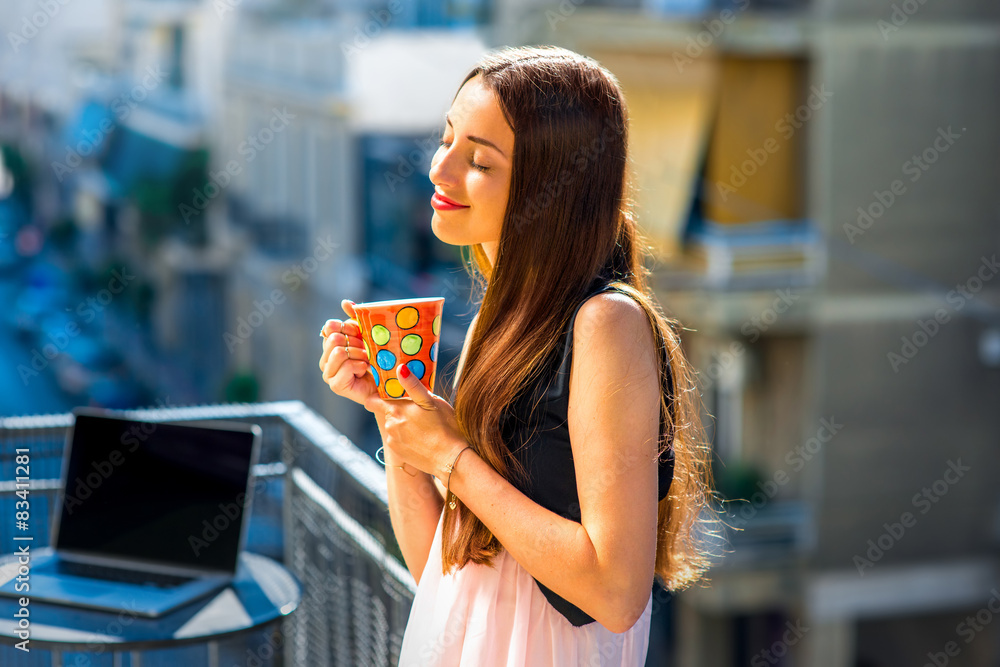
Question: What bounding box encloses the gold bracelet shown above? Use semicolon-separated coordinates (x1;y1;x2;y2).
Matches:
443;446;473;510
376;446;417;476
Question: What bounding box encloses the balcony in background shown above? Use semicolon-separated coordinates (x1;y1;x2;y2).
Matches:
0;400;415;667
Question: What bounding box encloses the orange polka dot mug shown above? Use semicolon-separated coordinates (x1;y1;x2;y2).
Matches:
350;297;444;400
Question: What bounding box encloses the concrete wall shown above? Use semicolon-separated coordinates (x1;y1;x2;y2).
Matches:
806;19;1000;570
815;0;1000;22
811;26;1000;293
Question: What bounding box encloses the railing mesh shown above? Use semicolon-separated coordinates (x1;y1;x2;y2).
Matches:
0;401;414;667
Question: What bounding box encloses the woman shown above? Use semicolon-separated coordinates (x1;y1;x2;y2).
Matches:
319;45;716;666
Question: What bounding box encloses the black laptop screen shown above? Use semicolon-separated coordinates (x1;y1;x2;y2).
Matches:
55;413;258;573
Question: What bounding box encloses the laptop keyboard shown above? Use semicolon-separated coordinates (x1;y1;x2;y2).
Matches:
55;560;195;588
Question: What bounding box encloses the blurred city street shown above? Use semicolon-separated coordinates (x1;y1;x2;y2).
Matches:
1;0;999;665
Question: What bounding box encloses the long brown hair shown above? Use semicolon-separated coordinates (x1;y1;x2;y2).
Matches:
439;45;717;592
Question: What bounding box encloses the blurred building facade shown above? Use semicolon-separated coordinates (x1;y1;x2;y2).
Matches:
215;2;492;451
496;1;1000;665
2;0;999;664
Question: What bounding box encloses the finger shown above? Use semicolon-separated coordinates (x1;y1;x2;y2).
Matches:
323;352;369;386
342;299;356;319
396;363;434;409
342;300;365;337
328;360;370;387
338;330;365;352
319;330;340;369
320;318;343;338
321;339;366;373
320;317;360;342
320;331;364;368
342;319;362;339
321;344;347;376
323;362;370;398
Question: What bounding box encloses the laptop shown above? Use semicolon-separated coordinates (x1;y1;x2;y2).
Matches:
0;407;262;617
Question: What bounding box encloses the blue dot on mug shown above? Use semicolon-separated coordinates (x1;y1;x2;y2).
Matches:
430;341;437;363
370;364;379;386
406;359;425;379
401;333;422;356
376;349;396;371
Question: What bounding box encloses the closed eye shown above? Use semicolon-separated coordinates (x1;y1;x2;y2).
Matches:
438;139;491;173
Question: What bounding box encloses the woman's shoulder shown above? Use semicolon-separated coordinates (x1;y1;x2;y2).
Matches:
571;285;648;350
575;287;643;320
569;287;658;400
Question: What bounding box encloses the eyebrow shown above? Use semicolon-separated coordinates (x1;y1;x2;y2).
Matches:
444;113;508;160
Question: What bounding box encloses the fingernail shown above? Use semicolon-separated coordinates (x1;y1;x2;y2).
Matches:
398;364;411;379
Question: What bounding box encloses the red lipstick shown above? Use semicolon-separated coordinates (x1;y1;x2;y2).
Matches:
431;191;470;211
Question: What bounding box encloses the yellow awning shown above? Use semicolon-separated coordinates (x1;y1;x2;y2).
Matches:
589;50;719;262
703;57;806;225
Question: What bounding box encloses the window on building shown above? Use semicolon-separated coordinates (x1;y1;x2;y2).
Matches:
386;0;493;27
359;133;467;297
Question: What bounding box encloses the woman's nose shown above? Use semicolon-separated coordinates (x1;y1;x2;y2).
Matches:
429;145;456;184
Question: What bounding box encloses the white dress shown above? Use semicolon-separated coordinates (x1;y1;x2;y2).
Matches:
396;510;652;667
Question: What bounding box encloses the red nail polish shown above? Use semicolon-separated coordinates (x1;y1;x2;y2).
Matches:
398;364;411;379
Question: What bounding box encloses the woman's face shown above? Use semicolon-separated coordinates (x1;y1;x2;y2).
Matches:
428;73;514;266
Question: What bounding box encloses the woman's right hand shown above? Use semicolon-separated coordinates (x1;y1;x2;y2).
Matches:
319;299;379;410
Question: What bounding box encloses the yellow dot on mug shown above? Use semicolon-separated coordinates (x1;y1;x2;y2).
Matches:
385;378;404;398
396;307;419;330
432;315;441;336
363;338;370;360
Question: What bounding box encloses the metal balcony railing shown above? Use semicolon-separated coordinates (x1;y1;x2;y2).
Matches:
0;400;415;667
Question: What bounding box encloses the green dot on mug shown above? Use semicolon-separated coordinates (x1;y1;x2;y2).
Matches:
372;324;391;346
401;333;422;356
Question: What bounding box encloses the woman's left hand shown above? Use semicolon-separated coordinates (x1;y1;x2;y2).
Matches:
364;364;468;477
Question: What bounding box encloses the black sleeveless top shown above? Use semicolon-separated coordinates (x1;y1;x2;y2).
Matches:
498;278;675;627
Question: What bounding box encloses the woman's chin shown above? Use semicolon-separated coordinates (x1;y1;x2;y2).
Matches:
429;216;466;247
